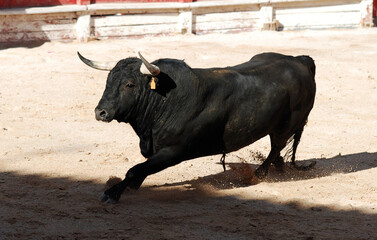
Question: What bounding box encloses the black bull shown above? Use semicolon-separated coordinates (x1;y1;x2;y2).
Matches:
78;52;316;203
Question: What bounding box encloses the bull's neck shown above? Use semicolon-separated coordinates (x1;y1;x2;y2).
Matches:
129;88;165;137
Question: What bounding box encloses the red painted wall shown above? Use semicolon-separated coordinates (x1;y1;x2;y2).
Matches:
92;0;192;3
374;0;377;17
1;0;74;8
0;0;192;9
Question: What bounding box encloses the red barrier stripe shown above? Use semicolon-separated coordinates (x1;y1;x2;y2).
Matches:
0;0;192;9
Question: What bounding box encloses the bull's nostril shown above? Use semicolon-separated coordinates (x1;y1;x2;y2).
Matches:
95;108;109;121
100;110;107;118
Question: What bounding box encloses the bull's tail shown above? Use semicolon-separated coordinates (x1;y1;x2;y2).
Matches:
284;125;316;170
296;56;316;81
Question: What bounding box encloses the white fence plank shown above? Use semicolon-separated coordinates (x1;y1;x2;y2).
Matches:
277;12;361;30
193;11;259;23
276;3;360;14
0;18;76;32
93;23;179;38
193;19;258;33
0;30;76;42
276;4;362;30
92;13;179;27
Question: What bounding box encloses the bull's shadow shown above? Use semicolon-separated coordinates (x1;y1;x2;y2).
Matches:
1;153;376;239
157;152;377;190
0;169;377;239
0;40;46;50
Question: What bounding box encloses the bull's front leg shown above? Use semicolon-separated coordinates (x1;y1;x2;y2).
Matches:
99;147;183;204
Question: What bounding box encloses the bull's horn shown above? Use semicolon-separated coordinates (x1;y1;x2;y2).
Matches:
77;52;117;71
138;52;160;76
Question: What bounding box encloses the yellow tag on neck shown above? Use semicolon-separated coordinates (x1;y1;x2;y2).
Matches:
151;77;156;89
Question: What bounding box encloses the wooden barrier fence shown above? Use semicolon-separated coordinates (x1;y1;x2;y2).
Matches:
0;0;375;42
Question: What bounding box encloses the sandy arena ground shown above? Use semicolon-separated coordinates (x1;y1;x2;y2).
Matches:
1;29;377;239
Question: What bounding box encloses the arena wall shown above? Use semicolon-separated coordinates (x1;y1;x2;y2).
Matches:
0;0;375;42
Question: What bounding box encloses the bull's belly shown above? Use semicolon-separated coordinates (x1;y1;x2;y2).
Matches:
222;114;275;152
187;126;268;159
181;123;271;161
223;126;268;152
183;104;281;158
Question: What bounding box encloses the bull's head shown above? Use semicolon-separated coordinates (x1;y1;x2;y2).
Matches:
77;52;160;123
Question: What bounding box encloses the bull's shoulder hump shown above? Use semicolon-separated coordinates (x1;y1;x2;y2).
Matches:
153;58;192;70
152;58;195;77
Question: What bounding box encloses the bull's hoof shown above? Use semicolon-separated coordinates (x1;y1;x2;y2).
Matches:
99;192;119;204
255;167;268;179
273;156;285;173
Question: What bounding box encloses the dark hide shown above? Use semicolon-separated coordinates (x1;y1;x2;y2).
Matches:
93;52;316;203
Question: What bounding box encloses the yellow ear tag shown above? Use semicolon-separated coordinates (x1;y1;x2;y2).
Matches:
150;77;156;90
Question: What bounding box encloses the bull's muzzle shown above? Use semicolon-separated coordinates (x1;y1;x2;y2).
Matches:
95;108;111;122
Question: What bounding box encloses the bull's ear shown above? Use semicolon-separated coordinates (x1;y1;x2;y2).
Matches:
138;52;160;76
151;72;176;97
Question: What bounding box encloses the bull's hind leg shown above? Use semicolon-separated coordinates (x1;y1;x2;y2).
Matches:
255;134;288;179
272;155;285;172
255;111;308;178
290;126;316;170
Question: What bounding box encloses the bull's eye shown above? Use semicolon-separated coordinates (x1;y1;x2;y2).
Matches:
125;82;135;88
